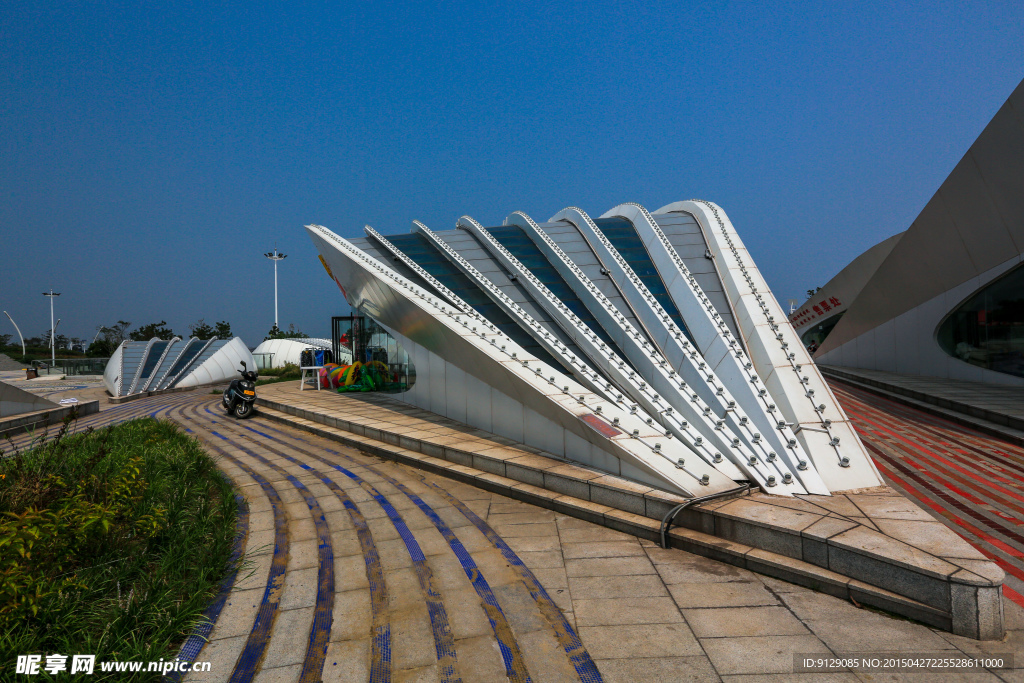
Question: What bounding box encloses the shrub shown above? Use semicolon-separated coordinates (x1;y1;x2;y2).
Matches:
0;416;238;679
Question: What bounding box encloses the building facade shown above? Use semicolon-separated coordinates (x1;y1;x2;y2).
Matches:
809;78;1024;385
308;201;883;497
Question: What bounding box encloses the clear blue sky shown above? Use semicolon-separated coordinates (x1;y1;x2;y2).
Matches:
3;1;1023;347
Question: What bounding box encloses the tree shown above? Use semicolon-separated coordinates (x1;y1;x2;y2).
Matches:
130;321;175;341
40;329;69;349
88;320;132;356
806;286;823;298
265;323;309;340
189;319;215;340
0;333;11;349
189;319;233;340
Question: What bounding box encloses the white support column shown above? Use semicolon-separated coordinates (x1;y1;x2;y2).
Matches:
655;200;883;492
590;203;827;494
504;211;806;494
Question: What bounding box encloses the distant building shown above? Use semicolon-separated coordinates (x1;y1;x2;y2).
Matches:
251;337;349;369
308;201;883;497
103;337;253;397
800;78;1024;386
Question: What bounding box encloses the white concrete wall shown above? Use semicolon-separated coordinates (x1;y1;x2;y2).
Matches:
818;253;1024;386
388;326;664;486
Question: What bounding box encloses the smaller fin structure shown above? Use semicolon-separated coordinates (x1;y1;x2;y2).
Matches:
103;337;254;398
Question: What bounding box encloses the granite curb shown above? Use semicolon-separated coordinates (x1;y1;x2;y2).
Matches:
255;388;1005;639
0;400;101;438
820;365;1024;446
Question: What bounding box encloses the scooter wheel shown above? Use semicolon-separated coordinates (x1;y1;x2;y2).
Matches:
234;402;253;419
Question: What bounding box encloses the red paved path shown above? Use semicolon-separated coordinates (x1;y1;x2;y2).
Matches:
832;380;1024;608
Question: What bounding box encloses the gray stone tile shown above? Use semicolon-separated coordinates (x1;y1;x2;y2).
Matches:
490;521;559;537
779;588;958;653
874;519;987;561
278;566;321;610
557;526;636;544
492;582;549;634
253;664;303;683
450;635;508;683
530;566;569;590
565;556;657;577
592;655;719;682
442;587;492;640
184;634;247;682
652;552;758;585
579;623;703;659
517;628;582;682
516;549;565;570
390;607;437;671
487;510;556;526
848;495;936;522
700;634;832;675
568;574;670;599
669;580;781;609
322;639;371;682
574;597;684;626
561;541;646;560
684;605;809;638
329;588;371;642
261;606;314;668
826;543;951;609
504;535;562;553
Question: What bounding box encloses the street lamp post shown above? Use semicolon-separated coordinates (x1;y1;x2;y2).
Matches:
264;247;287;331
3;311;25;356
43;289;61;366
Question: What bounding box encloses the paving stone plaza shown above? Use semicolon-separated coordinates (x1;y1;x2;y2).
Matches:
3;373;1023;682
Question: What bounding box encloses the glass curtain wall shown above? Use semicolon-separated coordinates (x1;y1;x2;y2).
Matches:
937;263;1024;378
332;314;416;392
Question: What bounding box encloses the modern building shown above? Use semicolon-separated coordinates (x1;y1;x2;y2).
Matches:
104;337;254;397
251;337;350;369
790;232;903;349
307;201;884;497
802;77;1024;385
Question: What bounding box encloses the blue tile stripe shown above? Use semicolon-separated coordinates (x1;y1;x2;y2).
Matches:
184;405;335;683
247;411;603;683
189;404;392;683
219;418;465;683
174;408;292;683
226;414;534;683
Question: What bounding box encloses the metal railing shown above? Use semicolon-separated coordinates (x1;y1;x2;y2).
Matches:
31;357;110;376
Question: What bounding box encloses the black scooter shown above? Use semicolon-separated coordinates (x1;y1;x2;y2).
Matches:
223;361;259;418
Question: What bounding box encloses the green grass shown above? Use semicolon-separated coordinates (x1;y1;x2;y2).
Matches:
0;417;238;680
254;362;301;386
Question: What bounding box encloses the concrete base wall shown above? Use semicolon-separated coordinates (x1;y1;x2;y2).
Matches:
818;254;1024;387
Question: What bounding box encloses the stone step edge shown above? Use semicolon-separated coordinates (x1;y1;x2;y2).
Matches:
256;397;691;519
0;400;101;438
253;403;952;631
256;397;997;586
109;385;202;404
820;366;1024;447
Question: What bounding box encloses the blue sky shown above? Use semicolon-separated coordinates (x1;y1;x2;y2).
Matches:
2;1;1023;346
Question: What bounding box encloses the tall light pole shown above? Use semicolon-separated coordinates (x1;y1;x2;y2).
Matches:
3;311;25;356
43;289;61;366
264;246;287;331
